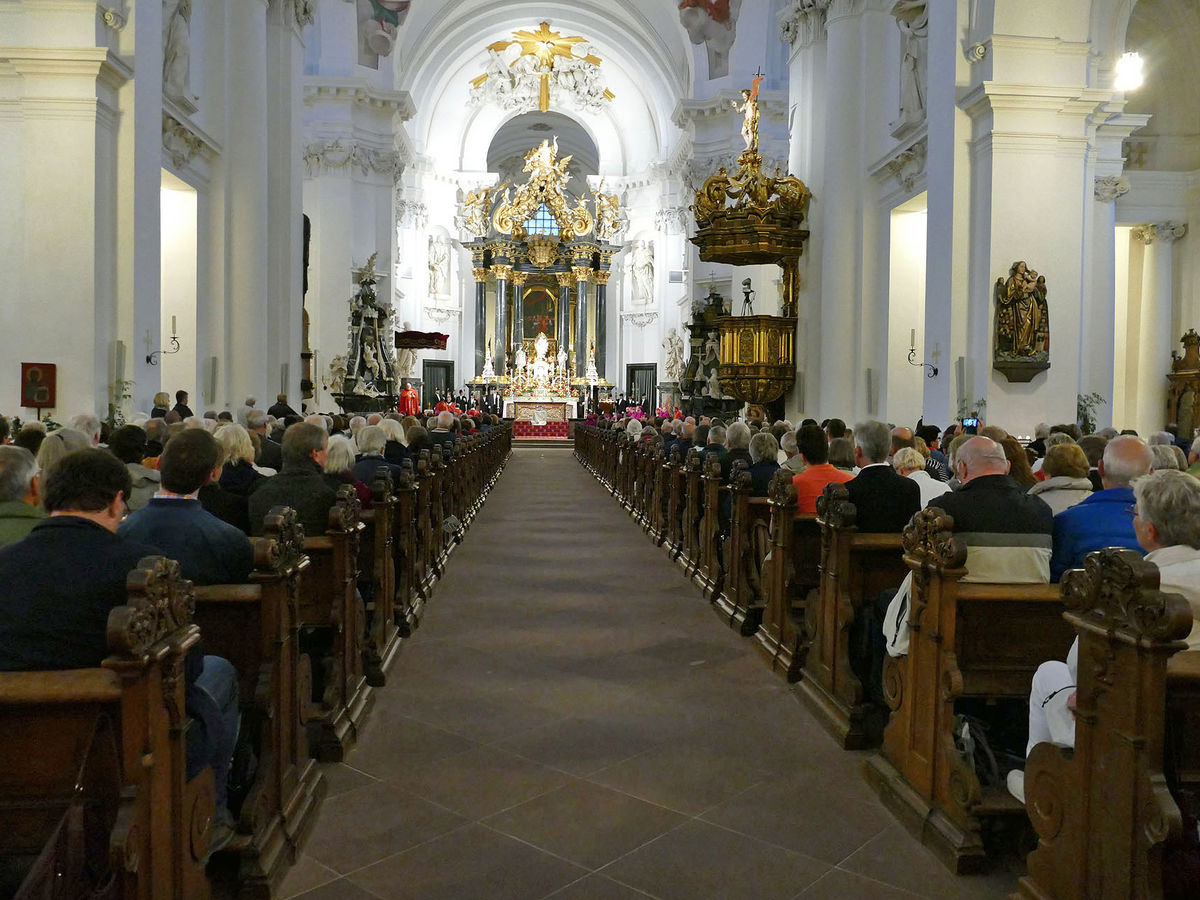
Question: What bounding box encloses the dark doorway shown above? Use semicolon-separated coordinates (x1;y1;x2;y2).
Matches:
422;360;454;407
626;363;656;413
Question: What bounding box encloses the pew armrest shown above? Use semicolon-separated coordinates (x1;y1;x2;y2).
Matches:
194;584;263;604
0;669;122;704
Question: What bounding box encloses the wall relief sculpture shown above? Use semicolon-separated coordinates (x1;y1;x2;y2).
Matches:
993;260;1050;383
678;0;743;79
629;240;655;305
427;236;450;298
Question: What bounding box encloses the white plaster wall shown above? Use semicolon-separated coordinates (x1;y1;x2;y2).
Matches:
887;206;928;428
160;182;199;403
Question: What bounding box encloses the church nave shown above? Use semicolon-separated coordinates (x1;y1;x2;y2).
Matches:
278;447;1013;900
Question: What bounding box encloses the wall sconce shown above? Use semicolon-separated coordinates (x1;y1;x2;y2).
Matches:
908;328;938;378
147;316;181;366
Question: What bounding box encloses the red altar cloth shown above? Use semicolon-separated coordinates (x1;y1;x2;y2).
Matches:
513;420;569;439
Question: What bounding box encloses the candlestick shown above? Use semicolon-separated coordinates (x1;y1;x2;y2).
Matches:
909;328;916;349
171;315;177;336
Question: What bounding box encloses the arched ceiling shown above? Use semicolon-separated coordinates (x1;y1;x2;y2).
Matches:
1123;0;1200;170
394;1;693;175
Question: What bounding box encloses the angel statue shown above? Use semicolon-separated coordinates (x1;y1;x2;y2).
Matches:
461;182;505;238
593;183;621;240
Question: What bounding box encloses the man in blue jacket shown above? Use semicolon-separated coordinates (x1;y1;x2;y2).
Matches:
1049;434;1153;581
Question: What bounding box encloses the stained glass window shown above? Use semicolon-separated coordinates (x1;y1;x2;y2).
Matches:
525;203;559;237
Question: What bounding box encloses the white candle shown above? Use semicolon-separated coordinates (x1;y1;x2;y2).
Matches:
910;328;916;348
171;315;177;335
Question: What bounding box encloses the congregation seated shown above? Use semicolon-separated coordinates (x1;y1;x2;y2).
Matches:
0;445;44;548
746;431;779;496
406;424;435;460
217;422;269;492
430;410;459;450
721;421;753;482
248;421;337;537
324;435;372;507
108;424;160;511
1151;442;1187;471
353;424;407;484
917;424;951;481
1026;442;1093;514
791;423;853;513
35;427;88;480
151;389;171;418
118;428;254;586
1014;468;1200;803
844;420;921;533
778;429;806;475
381;417;409;466
12;421;47;456
1049;434;1153;581
891;446;950;507
827;436;856;473
1001;435;1039;488
0;448;240;845
246;408;283;470
267;392;298;419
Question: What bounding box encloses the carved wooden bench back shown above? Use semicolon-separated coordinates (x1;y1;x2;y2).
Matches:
0;557;213;899
1017;549;1197;900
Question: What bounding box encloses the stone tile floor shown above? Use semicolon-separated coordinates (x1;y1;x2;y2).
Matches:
281;447;1017;899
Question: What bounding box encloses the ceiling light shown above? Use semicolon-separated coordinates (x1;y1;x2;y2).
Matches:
1115;51;1144;92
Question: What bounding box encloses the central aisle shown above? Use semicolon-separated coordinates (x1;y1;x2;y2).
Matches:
283;448;1013;899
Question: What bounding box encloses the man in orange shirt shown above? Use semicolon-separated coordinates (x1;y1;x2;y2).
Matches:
791;423;854;513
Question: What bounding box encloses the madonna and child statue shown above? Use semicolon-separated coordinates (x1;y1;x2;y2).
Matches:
993;259;1050;383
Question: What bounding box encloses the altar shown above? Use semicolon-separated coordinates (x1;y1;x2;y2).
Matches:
504;398;577;421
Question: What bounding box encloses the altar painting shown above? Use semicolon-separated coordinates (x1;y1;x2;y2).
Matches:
522;288;557;341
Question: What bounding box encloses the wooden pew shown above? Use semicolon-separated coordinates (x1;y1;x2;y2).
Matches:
392;460;424;632
413;451;437;601
865;508;1075;874
711;465;773;636
1015;548;1197;900
0;556;214;900
647;445;670;546
754;470;822;681
796;482;908;745
678;449;702;573
664;448;687;562
358;469;401;686
298;486;373;762
693;454;725;602
192;508;325;898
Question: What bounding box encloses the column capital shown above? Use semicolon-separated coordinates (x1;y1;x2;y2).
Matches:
779;0;831;49
510;271;529;286
593;271;612;285
1094;175;1130;203
555;271;575;287
572;266;593;283
1132;222;1188;245
472;268;489;282
490;264;513;280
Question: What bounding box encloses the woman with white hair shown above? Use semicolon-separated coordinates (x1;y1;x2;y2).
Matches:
323;434;372;507
379;417;408;466
216;423;268;494
892;446;951;506
35;428;90;488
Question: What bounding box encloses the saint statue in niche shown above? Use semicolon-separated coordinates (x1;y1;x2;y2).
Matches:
890;1;929;134
163;0;192;102
995;261;1049;358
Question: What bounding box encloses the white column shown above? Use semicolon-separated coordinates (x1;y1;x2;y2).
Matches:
1083;179;1123;428
815;0;862;419
265;2;307;405
226;0;271;403
780;1;829;419
1133;223;1187;435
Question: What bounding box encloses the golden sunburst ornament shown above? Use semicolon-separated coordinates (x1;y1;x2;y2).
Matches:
470;21;615;113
